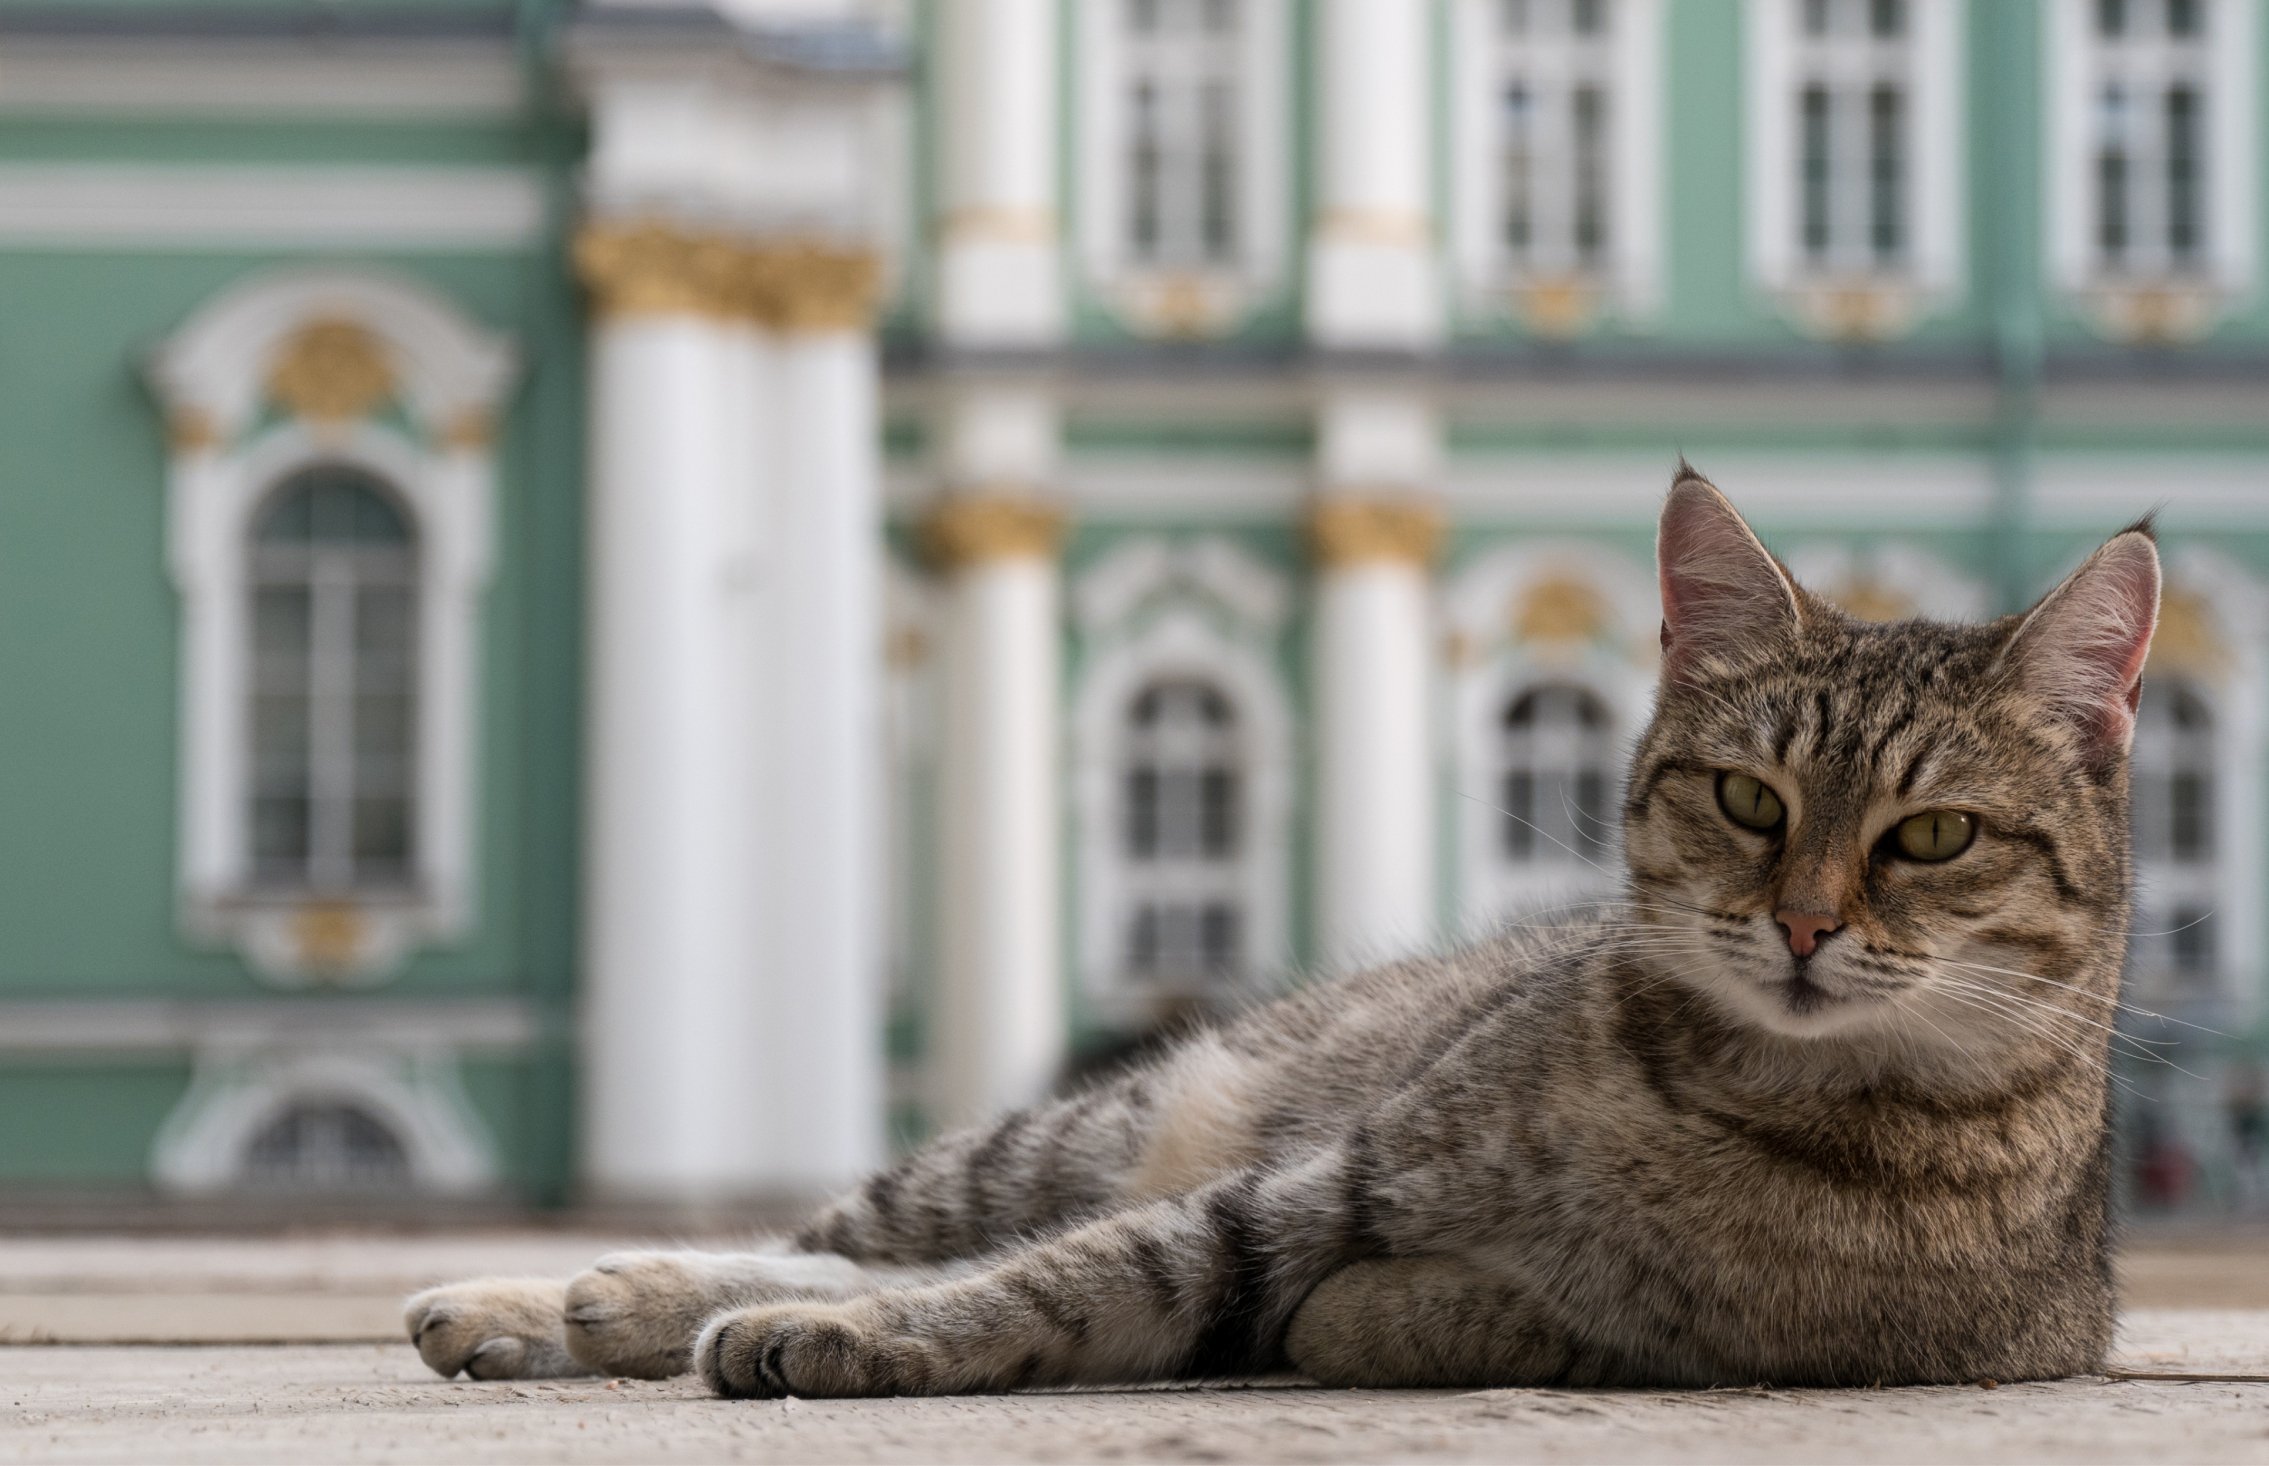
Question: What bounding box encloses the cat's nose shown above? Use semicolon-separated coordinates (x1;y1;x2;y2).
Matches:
1775;910;1842;958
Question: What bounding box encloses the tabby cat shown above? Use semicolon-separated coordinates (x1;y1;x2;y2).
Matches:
407;468;2159;1394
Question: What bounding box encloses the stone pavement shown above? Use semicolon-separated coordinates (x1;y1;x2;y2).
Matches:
3;1232;2266;1464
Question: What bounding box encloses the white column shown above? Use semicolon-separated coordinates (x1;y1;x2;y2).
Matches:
1307;0;1438;348
934;0;1060;343
932;531;1064;1130
925;388;1064;1131
758;305;887;1186
925;1;1066;1132
578;239;772;1197
1309;389;1442;972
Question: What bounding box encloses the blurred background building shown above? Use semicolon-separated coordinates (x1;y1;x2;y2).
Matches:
0;0;2264;1219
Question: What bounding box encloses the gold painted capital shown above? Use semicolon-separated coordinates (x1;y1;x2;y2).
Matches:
1309;497;1443;568
575;221;739;320
578;221;881;331
168;407;223;453
936;205;1058;246
922;495;1066;568
268;319;395;423
749;242;882;333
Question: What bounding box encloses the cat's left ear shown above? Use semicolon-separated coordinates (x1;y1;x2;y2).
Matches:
1999;523;2161;766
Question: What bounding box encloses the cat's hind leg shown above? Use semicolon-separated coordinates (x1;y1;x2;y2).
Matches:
1283;1258;1606;1388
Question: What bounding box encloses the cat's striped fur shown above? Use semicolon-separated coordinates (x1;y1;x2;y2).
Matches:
407;469;2157;1394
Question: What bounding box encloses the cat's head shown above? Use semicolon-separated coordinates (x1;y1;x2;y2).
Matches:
1623;466;2159;1057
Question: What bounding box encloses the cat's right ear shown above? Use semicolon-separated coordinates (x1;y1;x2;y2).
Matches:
1656;465;1802;684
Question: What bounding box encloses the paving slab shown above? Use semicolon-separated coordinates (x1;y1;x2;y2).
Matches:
4;1311;2267;1466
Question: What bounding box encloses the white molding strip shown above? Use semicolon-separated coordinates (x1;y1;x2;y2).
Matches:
0;999;542;1055
0;165;548;251
0;42;525;120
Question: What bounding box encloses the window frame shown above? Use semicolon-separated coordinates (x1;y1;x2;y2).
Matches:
2045;0;2259;331
1075;0;1292;333
150;269;512;986
1744;0;1966;334
1071;539;1293;1028
1449;0;1665;326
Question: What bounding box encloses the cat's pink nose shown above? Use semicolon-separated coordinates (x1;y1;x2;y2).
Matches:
1776;910;1841;958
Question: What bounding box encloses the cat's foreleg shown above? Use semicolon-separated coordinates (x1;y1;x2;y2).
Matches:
1282;1257;1598;1388
694;1146;1375;1398
405;1246;962;1381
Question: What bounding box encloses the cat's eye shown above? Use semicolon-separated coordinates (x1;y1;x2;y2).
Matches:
1891;809;1977;862
1716;772;1785;832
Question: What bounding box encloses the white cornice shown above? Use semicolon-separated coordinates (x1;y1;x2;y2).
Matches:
0;164;547;251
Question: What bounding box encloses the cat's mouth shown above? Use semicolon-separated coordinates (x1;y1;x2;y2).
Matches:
1775;970;1838;1016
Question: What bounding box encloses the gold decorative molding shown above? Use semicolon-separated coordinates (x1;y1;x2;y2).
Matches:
440;407;495;452
936;205;1058;246
2149;588;2230;680
575;221;739;320
1513;577;1609;644
168;407;222;453
291;899;368;977
577;221;881;332
1825;576;1914;624
1514;277;1601;341
1309;497;1444;569
922;495;1066;568
1312;207;1432;249
2086;284;2218;346
267;319;395;423
753;242;882;333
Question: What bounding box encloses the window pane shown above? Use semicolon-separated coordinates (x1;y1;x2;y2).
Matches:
1201;903;1240;970
2170;906;2215;976
1869;0;1903;37
1869;84;1905;261
2167;0;2200;36
352;795;413;873
2170;769;2211;858
1574;85;1608;262
2166;84;2201;264
244;1102;410;1189
251;795;311;877
1126;769;1160;855
2097;87;2130;263
1200;80;1237;260
1501;86;1533;254
1199;767;1237;855
2098;0;2127;38
1802;85;1833;258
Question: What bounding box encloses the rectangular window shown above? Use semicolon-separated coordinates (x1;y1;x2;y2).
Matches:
1493;0;1618;279
1121;0;1244;269
2080;0;2219;278
1784;0;1917;276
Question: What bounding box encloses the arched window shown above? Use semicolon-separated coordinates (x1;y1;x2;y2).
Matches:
2131;678;2220;991
1120;678;1244;991
1123;0;1245;269
1498;682;1618;867
247;465;419;894
243;1100;412;1191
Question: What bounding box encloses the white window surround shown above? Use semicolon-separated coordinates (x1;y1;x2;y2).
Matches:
1072;537;1292;1026
1443;542;1658;935
2121;550;2268;1024
149;268;515;987
1075;0;1292;335
2045;0;2259;340
1744;0;1966;338
151;1049;497;1196
1448;0;1664;330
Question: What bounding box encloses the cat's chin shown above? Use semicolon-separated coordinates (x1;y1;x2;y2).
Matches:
1706;970;1893;1041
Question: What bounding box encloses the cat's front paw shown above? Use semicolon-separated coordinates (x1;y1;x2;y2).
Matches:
694;1302;943;1399
403;1278;591;1380
564;1251;736;1379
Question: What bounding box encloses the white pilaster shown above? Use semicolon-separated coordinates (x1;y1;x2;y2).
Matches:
1306;0;1439;348
571;11;898;1199
934;0;1060;343
760;321;886;1185
580;304;773;1195
1309;388;1443;971
925;386;1065;1131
